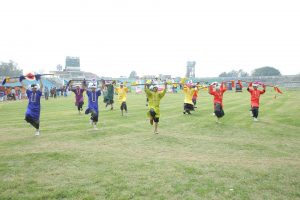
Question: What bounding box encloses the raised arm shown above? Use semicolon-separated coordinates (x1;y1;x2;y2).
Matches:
100;79;106;91
144;84;152;96
261;84;266;94
221;82;227;92
247;82;252;92
159;83;168;98
21;80;26;89
209;84;214;95
82;80;87;90
182;84;188;94
19;75;27;89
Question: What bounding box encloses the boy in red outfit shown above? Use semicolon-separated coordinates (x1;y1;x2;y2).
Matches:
209;82;227;123
192;83;200;108
247;82;266;121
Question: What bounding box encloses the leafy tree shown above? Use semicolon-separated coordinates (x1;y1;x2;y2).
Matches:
252;66;281;76
56;64;63;71
129;71;137;78
237;69;249;77
0;60;23;77
219;72;227;77
228;70;239;77
219;69;249;77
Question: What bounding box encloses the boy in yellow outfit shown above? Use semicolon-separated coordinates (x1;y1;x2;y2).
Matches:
144;83;167;134
115;83;129;116
183;83;197;114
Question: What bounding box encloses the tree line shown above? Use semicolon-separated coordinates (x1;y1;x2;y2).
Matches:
1;60;282;78
219;67;281;77
0;60;23;77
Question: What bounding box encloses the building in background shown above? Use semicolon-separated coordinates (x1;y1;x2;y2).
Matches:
186;61;196;78
50;56;99;81
65;56;80;71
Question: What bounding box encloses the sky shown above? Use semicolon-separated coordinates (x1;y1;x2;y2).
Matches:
0;0;299;78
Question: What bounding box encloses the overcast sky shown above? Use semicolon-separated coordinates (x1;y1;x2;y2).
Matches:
0;0;299;77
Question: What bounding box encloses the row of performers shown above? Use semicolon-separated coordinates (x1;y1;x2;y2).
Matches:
20;78;266;136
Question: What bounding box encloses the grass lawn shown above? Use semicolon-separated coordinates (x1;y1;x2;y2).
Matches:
0;88;299;200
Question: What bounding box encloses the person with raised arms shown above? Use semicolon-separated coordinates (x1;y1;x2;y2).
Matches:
144;83;167;134
103;81;115;110
209;82;227;123
70;80;86;114
20;74;43;136
183;83;197;115
247;82;266;121
85;82;101;130
192;82;201;108
115;82;129;116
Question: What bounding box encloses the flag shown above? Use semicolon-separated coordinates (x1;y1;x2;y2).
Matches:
231;80;235;88
19;75;26;82
25;73;35;80
131;81;137;86
35;74;42;81
2;77;9;85
238;80;243;88
274;86;283;94
2;77;19;85
180;77;187;84
66;80;72;87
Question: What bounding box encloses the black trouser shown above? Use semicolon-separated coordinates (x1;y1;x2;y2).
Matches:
25;116;40;129
85;108;99;122
120;102;127;111
149;108;159;122
251;106;259;118
214;103;225;118
77;101;84;111
184;103;194;114
105;99;114;106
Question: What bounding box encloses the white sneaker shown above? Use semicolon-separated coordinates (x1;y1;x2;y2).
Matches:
35;130;40;136
216;118;221;123
93;123;98;130
253;118;258;122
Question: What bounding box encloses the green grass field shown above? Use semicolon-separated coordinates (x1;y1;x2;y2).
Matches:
0;89;299;200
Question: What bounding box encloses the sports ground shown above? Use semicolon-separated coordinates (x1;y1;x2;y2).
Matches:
0;89;299;199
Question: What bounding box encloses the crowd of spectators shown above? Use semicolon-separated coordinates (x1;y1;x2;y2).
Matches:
0;86;68;102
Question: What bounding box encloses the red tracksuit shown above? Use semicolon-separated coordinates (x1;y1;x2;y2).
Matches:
247;88;265;107
209;83;227;108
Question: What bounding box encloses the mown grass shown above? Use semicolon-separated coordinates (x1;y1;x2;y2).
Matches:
0;89;299;200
